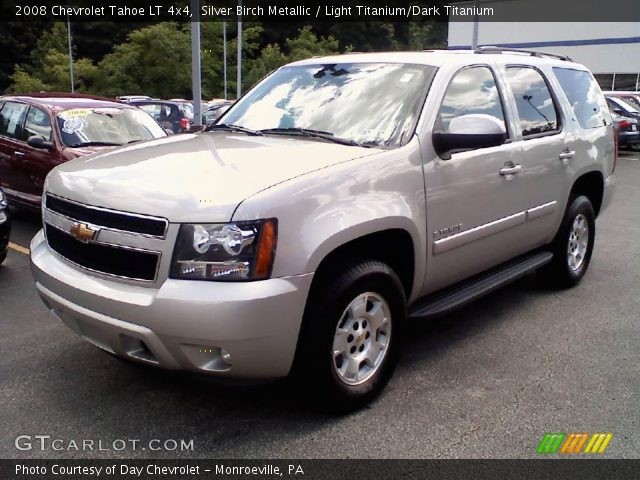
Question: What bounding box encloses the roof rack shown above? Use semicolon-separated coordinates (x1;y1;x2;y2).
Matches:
474;46;573;62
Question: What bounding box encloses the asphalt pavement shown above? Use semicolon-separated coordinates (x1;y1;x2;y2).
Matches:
1;154;639;459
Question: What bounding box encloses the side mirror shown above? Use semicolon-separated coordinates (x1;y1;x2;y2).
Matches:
433;114;507;159
164;128;174;136
27;135;55;151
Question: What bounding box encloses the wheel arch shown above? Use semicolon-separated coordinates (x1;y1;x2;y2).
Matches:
570;170;604;217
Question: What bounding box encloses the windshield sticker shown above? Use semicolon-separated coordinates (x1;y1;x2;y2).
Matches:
58;108;92;119
61;117;86;134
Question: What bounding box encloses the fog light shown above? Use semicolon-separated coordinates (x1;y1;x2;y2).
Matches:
220;348;232;365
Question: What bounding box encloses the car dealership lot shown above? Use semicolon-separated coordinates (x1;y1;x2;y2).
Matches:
1;153;639;459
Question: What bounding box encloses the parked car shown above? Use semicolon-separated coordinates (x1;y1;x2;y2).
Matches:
605;95;640;121
31;49;615;410
129;100;194;134
610;110;640;151
0;93;168;210
603;91;640;110
0;187;9;265
202;101;233;126
117;95;153;102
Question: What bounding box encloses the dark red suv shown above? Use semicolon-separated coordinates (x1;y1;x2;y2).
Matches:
0;93;167;209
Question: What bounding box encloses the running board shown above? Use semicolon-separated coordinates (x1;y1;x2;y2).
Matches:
409;251;553;320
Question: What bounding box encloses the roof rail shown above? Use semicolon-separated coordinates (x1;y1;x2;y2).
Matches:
474;46;573;62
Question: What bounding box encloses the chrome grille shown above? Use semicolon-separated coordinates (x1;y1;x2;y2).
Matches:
45;194;168;238
43;194;167;282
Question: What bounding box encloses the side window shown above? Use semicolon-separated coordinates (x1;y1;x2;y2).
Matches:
22;107;53;142
553;67;611;129
436;66;507;134
0;102;29;140
505;67;560;138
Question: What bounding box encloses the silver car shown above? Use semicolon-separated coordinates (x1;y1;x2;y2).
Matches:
31;49;616;410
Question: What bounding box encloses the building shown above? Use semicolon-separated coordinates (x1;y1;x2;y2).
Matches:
448;6;640;91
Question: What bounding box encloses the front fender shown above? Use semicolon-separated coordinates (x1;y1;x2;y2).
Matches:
232;140;427;301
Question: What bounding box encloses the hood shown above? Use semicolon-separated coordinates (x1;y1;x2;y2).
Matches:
45;132;380;222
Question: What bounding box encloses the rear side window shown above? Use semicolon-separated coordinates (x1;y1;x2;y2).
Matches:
553;67;610;129
505;67;560;138
436;66;507;134
22;107;53;142
0;101;29;140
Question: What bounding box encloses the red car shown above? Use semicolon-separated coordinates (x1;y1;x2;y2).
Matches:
0;93;167;210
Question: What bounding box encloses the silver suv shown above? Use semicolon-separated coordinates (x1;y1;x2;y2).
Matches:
31;49;616;410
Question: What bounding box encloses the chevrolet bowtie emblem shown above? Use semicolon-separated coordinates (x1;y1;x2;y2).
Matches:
69;222;98;243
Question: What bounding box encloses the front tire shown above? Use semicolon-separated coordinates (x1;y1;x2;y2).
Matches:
293;260;407;412
539;195;595;288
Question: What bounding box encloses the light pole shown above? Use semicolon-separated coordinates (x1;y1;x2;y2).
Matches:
191;0;202;127
223;21;227;100
66;13;75;93
237;0;242;99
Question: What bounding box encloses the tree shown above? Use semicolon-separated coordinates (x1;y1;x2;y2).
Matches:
243;26;341;90
7;23;98;94
96;23;191;98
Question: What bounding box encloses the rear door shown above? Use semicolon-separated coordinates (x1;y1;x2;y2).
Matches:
500;64;568;245
0;101;29;199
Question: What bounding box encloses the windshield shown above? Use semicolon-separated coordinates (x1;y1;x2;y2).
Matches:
56;107;166;148
221;63;436;147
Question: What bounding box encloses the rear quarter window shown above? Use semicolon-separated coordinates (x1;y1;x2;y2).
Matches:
553;67;611;129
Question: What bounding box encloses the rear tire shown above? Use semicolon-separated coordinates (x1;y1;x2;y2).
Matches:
539;195;595;288
293;260;407;412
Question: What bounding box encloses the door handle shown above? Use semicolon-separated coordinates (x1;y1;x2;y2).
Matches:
14;151;26;157
559;150;575;161
500;163;522;176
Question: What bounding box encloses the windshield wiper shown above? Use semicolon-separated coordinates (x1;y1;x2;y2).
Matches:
206;123;263;136
258;127;371;147
68;141;122;147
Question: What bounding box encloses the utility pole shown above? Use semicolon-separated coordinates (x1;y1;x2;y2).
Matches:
67;13;75;93
237;0;242;99
223;22;227;100
191;0;202;126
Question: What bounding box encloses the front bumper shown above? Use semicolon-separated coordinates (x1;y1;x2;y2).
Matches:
30;230;314;379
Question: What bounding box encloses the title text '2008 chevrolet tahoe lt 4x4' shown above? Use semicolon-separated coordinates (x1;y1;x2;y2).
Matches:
31;48;615;410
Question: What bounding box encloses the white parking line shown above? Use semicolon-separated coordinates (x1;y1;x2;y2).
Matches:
8;243;30;255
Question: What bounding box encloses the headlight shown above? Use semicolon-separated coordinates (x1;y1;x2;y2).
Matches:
0;190;7;209
170;219;277;281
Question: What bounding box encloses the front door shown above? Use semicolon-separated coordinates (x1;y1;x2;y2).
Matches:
0;101;30;201
423;65;531;294
17;106;58;202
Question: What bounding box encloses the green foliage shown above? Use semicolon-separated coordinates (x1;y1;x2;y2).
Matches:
96;23;191;98
285;26;339;61
8;66;47;93
7;23;98;94
243;26;340;90
3;21;448;97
